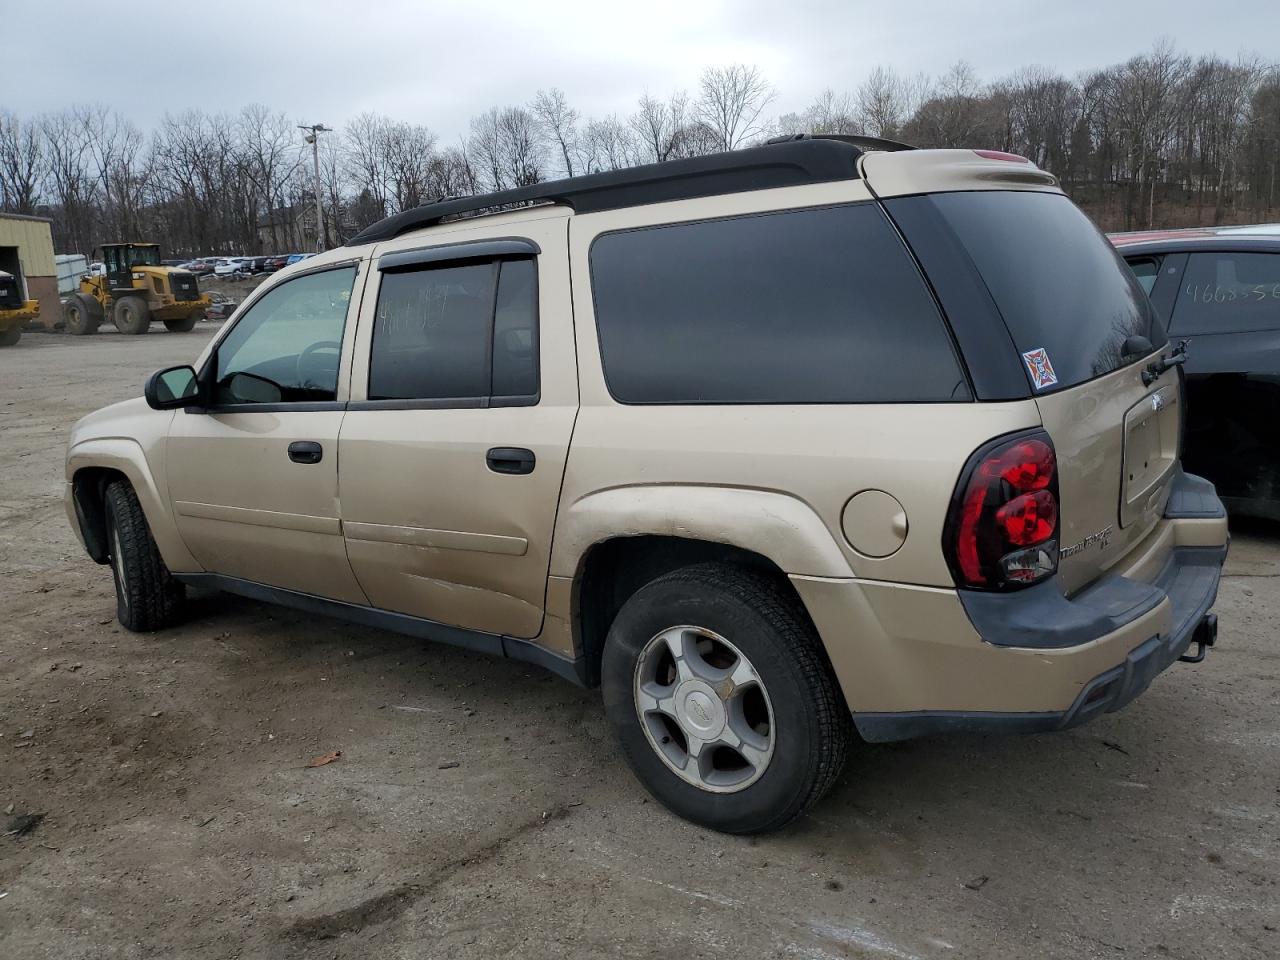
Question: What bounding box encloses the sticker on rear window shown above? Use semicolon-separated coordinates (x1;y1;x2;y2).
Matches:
1021;347;1058;390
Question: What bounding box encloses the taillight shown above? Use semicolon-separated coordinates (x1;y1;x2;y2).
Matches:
944;431;1060;590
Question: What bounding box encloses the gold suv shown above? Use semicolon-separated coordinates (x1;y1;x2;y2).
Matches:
65;136;1227;833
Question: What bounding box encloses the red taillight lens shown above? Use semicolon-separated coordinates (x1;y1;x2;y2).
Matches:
945;433;1060;590
996;490;1057;546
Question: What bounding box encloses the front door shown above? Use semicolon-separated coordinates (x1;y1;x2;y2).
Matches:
338;217;577;638
167;261;369;603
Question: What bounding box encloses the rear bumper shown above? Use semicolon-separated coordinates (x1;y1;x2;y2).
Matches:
793;471;1228;743
852;542;1224;742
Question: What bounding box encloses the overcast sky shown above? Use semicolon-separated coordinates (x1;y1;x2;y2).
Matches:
8;0;1276;140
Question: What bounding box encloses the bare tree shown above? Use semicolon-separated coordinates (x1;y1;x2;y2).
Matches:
0;111;44;215
856;66;925;139
532;88;579;177
630;91;694;162
469;106;546;190
696;64;775;151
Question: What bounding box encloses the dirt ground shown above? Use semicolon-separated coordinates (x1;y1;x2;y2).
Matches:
1;326;1278;960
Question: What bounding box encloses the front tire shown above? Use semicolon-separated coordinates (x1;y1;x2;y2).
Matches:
601;563;850;833
104;481;185;631
113;296;151;335
0;328;19;347
64;295;103;335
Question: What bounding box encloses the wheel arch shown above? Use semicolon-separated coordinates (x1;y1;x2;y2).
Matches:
67;439;201;572
570;534;821;689
550;484;855;687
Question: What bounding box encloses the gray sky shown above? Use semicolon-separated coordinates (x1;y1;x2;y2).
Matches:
9;0;1276;140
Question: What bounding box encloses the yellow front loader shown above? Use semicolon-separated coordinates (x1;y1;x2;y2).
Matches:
0;269;39;347
63;243;211;336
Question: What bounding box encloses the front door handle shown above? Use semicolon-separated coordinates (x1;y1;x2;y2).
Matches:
486;447;536;475
288;441;323;464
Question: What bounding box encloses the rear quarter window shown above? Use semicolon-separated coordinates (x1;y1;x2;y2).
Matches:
1171;252;1280;335
588;203;970;404
890;191;1165;393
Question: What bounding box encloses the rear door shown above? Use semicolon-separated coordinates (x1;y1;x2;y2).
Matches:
337;215;577;639
887;189;1179;592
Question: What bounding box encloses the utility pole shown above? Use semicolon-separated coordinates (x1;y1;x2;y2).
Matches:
298;123;332;252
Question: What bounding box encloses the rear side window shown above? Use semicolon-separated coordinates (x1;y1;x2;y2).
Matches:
1171;252;1280;335
893;191;1165;392
368;258;538;402
1127;256;1162;295
588;204;969;404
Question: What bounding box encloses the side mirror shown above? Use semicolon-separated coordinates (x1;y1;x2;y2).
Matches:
144;365;200;410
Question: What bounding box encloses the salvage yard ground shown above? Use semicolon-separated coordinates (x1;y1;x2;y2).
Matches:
1;327;1278;959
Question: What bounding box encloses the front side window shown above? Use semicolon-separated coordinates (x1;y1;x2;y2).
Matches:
1171;252;1280;335
214;265;356;404
589;203;968;404
368;258;538;402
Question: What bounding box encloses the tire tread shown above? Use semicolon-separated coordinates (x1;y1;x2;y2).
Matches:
105;480;184;631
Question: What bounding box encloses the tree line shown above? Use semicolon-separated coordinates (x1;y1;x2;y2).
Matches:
1;41;1277;258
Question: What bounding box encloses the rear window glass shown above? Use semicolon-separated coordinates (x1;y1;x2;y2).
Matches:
589;203;969;404
915;191;1164;392
1171;252;1280;335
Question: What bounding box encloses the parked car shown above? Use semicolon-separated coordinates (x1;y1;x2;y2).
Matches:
1113;225;1280;520
263;255;289;272
213;257;248;277
65;137;1226;833
285;253;315;266
183;258;218;276
248;256;272;274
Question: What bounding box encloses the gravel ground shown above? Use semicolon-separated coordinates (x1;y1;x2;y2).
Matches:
1;327;1278;960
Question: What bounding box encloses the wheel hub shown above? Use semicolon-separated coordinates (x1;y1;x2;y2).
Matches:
632;625;775;794
677;681;725;738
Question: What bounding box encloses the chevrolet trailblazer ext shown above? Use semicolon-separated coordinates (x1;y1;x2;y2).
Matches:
65;136;1226;833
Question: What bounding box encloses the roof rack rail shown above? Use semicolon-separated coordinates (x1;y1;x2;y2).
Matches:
765;132;916;153
346;137;869;246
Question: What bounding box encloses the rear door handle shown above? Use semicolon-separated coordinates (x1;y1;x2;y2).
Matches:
288;441;323;464
486;447;536;475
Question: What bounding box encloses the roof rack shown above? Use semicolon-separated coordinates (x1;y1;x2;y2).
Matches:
346;136;890;246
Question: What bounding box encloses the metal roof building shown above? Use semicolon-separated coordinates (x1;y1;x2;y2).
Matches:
0;212;58;329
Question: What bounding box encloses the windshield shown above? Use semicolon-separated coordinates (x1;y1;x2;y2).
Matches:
901;191;1165;393
128;247;162;267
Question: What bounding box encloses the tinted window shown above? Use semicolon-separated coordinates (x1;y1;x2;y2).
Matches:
1171;252;1280;335
215;266;356;404
368;259;539;402
589;204;968;404
1127;256;1162;295
910;192;1165;392
492;259;539;398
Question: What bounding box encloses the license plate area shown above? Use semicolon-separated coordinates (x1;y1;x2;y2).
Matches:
1120;383;1179;528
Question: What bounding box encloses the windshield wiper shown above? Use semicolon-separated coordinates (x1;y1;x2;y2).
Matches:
1142;339;1189;387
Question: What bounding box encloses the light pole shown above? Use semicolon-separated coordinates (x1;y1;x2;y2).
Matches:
298;123;332;252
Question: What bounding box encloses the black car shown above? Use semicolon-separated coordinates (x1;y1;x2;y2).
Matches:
1113;226;1280;520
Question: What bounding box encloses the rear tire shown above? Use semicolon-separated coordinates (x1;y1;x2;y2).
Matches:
113;296;151;335
164;310;201;333
601;563;850;834
0;328;19;347
64;295;103;335
104;480;185;632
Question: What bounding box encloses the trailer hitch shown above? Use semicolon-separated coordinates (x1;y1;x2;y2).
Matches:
1179;613;1218;664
